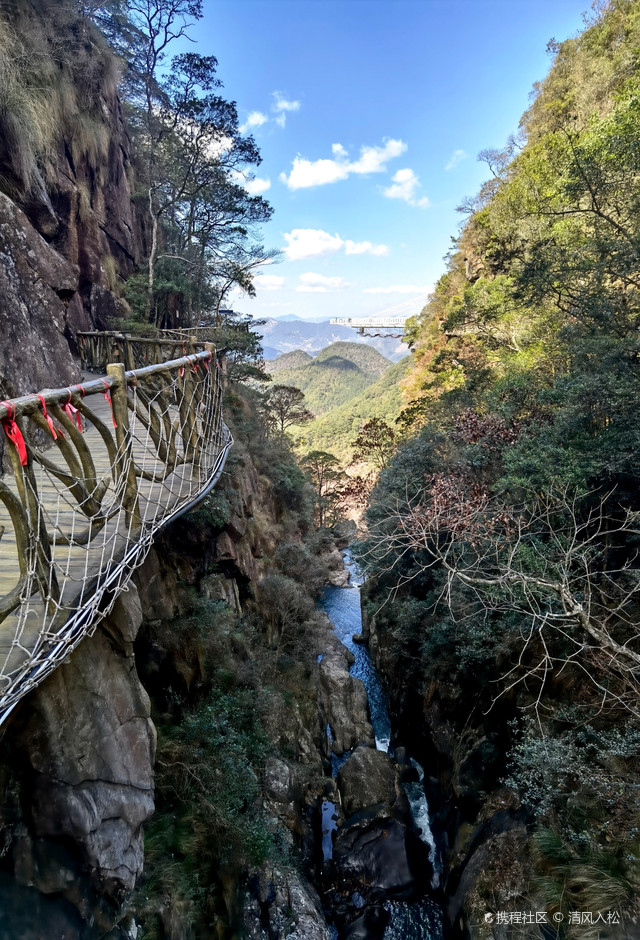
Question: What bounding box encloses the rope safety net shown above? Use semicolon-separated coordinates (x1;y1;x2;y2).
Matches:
0;344;231;725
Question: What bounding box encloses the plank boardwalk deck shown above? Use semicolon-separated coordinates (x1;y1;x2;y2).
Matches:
0;371;227;710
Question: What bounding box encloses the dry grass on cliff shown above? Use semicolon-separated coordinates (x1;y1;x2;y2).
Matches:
0;5;117;192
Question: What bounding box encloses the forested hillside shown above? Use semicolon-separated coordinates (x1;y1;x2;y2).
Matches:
271;341;391;416
301;358;410;460
358;1;640;933
269;349;314;371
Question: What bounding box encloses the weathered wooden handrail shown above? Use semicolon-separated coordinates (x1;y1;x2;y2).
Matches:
77;330;207;373
0;341;231;726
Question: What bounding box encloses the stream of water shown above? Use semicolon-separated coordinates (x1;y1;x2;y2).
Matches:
319;550;443;939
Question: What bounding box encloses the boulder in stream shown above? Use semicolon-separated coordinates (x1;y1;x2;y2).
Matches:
337;746;401;818
326;747;433;930
333;806;425;899
244;864;332;940
318;639;375;755
328;568;350;587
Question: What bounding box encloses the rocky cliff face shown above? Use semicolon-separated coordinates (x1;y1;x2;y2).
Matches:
0;12;153;925
0;192;82;397
0;588;155;938
0;1;141;399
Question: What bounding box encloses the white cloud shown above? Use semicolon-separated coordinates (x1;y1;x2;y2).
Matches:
283;228;389;261
239;95;300;134
272;93;301;113
445;148;467;170
281;158;350;189
345;240;388;256
244;176;271;195
280;137;407;190
383;168;430;208
297;272;349;293
271;94;300;129
254;274;285;291
284;229;345;261
350;139;407;174
364;284;431;295
239;110;268;134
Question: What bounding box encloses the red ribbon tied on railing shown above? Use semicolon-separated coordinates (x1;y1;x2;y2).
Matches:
101;381;117;428
62;391;82;431
0;401;28;466
37;395;58;440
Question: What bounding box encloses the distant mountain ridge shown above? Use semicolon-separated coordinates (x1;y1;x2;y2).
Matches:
269;341;392;417
269;350;313;372
256;316;408;362
313;342;390;376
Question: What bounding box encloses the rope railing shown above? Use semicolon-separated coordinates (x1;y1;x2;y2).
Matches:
0;340;232;726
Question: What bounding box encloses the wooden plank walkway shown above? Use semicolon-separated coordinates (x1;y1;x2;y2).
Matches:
0;370;229;715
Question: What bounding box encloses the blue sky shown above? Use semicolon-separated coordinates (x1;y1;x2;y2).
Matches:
197;0;591;321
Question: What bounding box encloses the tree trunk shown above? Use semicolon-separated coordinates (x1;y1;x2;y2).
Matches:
147;190;158;324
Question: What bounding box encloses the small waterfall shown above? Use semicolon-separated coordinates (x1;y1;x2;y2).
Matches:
403;759;440;888
321;800;339;862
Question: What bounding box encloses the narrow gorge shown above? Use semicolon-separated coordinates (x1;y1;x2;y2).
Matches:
1;1;640;939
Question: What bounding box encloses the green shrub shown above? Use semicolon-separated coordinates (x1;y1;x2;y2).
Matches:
140;679;275;935
200;491;232;530
256;574;317;649
503;718;640;930
273;542;329;595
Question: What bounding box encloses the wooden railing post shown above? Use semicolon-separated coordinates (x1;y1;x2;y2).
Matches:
122;335;134;372
106;362;141;527
179;364;199;465
204;342;222;445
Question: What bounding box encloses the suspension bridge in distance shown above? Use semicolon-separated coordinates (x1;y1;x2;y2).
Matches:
0;333;232;728
330;316;408;337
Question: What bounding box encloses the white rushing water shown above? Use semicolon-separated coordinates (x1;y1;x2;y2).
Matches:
403;759;440;889
321;800;339;862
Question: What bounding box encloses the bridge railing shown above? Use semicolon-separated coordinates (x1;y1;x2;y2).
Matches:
77;331;207;373
0;342;232;725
